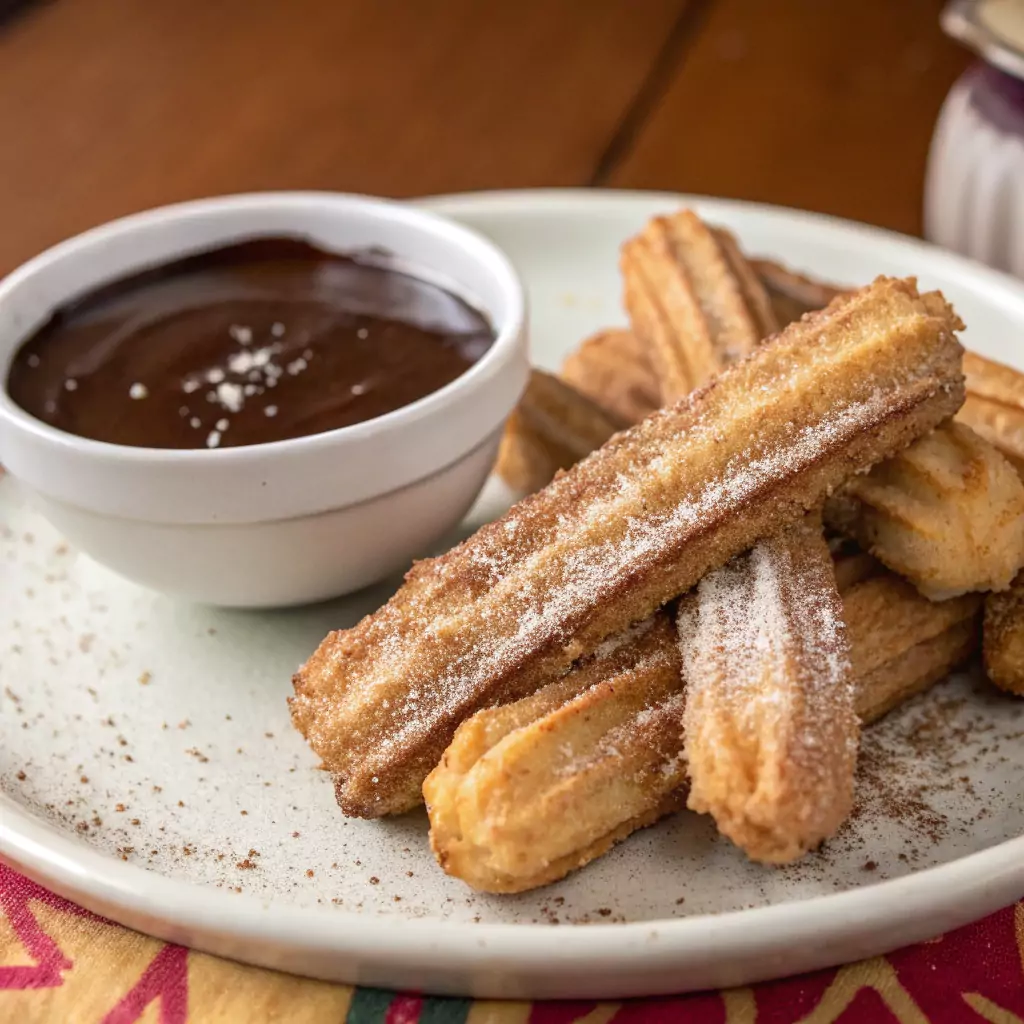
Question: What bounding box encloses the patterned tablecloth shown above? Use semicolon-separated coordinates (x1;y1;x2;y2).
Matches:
2;863;1023;1023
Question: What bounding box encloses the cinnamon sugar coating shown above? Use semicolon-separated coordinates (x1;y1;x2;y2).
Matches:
826;420;1024;600
425;560;980;891
622;211;778;400
291;277;964;818
679;516;856;864
424;614;685;893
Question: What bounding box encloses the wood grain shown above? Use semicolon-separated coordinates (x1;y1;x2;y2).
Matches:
0;0;686;272
606;0;972;235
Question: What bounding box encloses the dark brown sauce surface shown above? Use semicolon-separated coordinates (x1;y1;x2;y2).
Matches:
5;239;495;449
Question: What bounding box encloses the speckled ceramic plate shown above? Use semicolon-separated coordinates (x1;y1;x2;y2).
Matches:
3;190;1024;1000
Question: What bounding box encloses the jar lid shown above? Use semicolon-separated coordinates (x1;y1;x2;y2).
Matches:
944;0;1024;81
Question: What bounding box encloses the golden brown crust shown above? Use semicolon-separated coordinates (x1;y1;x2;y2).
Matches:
495;369;624;495
291;277;964;818
622;211;777;400
559;329;660;425
825;420;1024;600
426;567;980;892
957;352;1024;474
983;570;1024;695
423;615;685;893
750;257;848;327
842;575;982;681
748;257;1024;547
679;516;857;864
856;618;979;725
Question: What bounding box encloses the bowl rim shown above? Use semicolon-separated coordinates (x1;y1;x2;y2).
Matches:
0;191;526;466
0;192;529;524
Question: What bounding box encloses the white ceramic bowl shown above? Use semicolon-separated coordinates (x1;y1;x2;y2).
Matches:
0;193;528;607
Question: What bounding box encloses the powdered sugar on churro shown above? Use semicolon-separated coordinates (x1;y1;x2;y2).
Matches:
379;388;888;749
678;518;858;862
554;689;687;782
679;533;851;718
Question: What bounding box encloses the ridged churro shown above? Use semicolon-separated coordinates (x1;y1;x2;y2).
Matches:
983;571;1024;695
751;258;847;328
622;211;778;400
857;619;979;725
559;328;660;425
426;564;980;892
752;265;1024;476
825;420;1024;600
495;369;624;495
678;516;856;864
712;227;781;344
291;277;965;817
843;574;982;683
958;351;1024;473
845;571;982;724
424;614;685;893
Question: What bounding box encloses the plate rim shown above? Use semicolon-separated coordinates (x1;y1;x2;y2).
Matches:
4;187;1024;998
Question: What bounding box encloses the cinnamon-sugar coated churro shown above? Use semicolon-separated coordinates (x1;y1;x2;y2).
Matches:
291;277;964;817
559;328;660;425
983;572;1024;696
426;560;980;892
622;211;777;400
752;264;1024;475
825;420;1024;600
679;516;856;864
424;614;685;893
495;369;624;495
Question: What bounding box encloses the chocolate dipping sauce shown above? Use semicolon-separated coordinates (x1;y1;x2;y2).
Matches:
5;239;495;450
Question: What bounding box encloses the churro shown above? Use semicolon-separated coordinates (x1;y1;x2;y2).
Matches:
825;420;1024;599
678;516;856;864
751;258;847;327
559;328;660;425
958;351;1024;473
495;369;624;495
291;277;964;817
426;566;979;892
845;572;982;724
856;618;979;725
843;574;982;684
711;227;781;343
983;571;1024;695
621;210;778;400
424;614;685;893
752;266;1024;475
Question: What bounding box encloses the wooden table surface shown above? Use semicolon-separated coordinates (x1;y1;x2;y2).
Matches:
0;0;970;275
